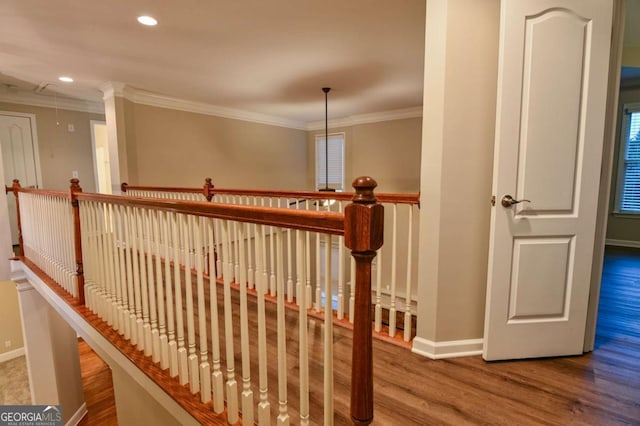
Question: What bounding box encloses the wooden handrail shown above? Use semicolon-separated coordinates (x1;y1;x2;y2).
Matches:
77;193;345;235
121;182;203;194
121;178;420;206
11;187;69;199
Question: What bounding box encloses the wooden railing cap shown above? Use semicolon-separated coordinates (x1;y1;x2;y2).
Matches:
352;176;377;204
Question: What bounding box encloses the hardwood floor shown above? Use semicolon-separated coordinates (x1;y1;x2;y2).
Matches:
77;339;117;425
25;246;640;425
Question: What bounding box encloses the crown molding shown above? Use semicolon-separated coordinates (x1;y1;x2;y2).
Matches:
0;91;104;115
108;84;307;130
305;106;423;131
102;83;422;131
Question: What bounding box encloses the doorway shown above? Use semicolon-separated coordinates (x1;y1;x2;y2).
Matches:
90;120;111;194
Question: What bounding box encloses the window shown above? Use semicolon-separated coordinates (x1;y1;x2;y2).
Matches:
615;103;640;213
316;133;345;191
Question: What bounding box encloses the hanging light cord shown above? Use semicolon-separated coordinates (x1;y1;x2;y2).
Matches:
322;87;331;191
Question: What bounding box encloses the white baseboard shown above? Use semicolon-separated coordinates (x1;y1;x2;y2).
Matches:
605;239;640;249
411;337;483;359
66;402;87;426
0;346;25;363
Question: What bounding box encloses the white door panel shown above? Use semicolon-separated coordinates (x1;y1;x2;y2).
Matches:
0;114;39;245
484;0;613;360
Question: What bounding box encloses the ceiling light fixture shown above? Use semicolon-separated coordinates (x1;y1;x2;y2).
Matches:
58;76;73;83
137;15;158;26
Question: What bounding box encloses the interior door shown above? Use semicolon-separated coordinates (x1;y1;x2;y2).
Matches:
0;113;39;245
483;0;613;360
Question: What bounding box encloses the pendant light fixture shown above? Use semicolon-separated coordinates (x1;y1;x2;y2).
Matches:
320;87;335;192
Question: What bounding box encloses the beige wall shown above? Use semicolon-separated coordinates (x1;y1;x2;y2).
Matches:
306;117;422;192
0;280;24;355
0;101;104;192
121;102;308;190
606;86;640;243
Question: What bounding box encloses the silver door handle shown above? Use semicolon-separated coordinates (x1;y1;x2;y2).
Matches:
501;195;531;208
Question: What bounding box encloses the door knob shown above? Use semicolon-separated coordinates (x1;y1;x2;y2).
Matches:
501;195;531;208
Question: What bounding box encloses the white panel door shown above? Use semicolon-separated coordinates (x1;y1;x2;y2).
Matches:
484;0;613;360
0;113;39;245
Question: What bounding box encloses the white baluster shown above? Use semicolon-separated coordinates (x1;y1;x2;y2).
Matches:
106;204;120;330
182;215;199;393
171;212;188;384
337;201;345;320
315;202;322;312
298;231;310;426
389;203;398;338
276;228;290;425
152;210;168;368
221;220;239;423
144;210;159;361
254;224;271;423
131;208;146;350
115;205;131;339
163;211;178;377
305;230;312;310
374;247;383;333
238;223;254;423
124;206;138;344
323;234;334;425
139;209;153;356
404;205;414;342
269;199;277;297
208;219;225;413
194;217;211;402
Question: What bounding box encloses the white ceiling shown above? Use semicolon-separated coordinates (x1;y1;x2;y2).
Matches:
0;0;426;126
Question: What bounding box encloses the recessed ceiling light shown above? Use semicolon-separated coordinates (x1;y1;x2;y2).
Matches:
137;15;158;26
58;76;74;83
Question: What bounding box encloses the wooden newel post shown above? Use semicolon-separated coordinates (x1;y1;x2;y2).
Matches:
70;178;85;305
203;177;214;202
5;179;23;257
345;176;384;425
120;182;128;193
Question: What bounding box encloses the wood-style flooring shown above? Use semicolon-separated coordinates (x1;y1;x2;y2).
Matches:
38;247;640;424
77;339;117;425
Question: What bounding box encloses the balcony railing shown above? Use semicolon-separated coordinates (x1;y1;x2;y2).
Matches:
122;178;420;343
6;177;384;425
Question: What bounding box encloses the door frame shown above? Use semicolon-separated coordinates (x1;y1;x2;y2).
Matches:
89;119;108;193
583;0;626;352
0;110;43;188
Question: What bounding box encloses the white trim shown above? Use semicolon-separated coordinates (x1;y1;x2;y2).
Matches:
11;261;199;426
65;402;88;426
89;120;107;193
104;84;307;130
99;82;423;130
0;111;43;189
0;92;104;115
605;238;640;249
0;346;25;363
411;337;484;359
306;106;423;130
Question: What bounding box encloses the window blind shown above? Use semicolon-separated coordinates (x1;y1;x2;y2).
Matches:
316;134;344;190
620;111;640;212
